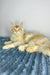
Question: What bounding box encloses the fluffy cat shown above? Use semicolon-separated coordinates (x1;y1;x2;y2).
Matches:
3;22;50;56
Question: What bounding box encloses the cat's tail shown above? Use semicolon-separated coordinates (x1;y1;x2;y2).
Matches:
38;42;50;56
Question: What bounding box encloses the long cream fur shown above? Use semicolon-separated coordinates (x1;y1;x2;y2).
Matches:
2;22;50;56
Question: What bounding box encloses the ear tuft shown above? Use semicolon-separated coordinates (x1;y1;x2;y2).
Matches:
20;22;23;27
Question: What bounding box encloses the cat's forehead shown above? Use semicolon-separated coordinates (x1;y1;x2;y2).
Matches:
14;25;19;28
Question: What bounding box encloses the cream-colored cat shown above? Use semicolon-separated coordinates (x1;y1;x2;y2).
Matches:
3;22;50;56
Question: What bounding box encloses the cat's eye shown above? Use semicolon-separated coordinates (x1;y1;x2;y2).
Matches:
14;28;20;32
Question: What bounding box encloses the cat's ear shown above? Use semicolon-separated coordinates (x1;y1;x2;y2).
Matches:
20;22;23;27
10;22;15;27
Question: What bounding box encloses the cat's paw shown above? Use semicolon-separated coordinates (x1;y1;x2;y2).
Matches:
2;43;15;49
2;45;9;49
26;45;39;53
18;45;28;51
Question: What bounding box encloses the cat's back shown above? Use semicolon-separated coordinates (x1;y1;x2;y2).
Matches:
24;32;49;45
24;32;38;42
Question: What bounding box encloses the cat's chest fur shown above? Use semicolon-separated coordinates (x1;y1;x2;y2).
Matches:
11;33;24;43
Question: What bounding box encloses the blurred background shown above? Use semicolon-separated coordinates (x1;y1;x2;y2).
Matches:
0;0;50;37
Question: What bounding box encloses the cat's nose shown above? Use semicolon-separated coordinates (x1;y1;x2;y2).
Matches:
16;30;18;33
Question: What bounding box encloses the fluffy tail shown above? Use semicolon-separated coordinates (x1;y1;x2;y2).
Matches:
38;43;50;56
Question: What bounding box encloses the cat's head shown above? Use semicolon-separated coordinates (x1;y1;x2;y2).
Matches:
11;22;24;34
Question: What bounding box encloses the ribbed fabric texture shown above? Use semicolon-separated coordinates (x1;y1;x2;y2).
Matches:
0;37;50;75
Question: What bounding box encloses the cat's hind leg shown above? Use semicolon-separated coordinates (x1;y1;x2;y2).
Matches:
3;41;22;49
18;44;39;52
18;41;36;52
26;45;39;53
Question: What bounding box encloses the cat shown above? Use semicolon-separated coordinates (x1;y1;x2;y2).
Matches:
2;22;50;56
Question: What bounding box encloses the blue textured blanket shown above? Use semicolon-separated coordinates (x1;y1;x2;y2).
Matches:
0;37;50;75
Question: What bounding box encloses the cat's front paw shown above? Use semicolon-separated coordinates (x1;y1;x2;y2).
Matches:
4;41;12;45
18;46;25;51
2;45;9;49
18;45;28;51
